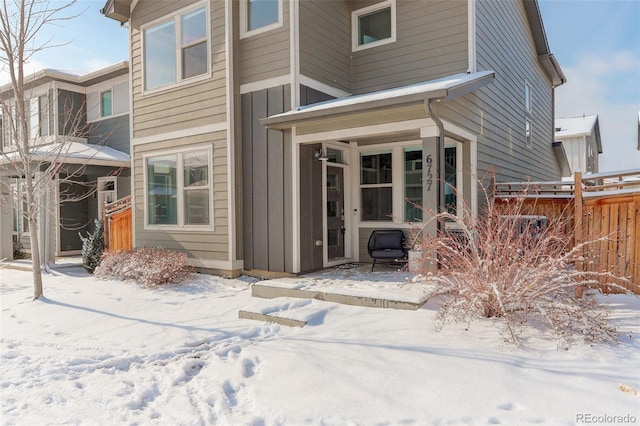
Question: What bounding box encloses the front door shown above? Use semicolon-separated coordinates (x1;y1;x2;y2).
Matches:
326;165;345;260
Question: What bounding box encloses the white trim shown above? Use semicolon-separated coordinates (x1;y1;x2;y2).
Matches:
441;119;477;143
239;75;291;94
294;118;432;144
349;141;359;262
524;79;532;112
351;0;397;52
291;127;300;273
128;21;136;250
290;0;300;109
97;176;118;215
132;122;227;146
88;111;129;124
140;1;210;95
298;75;351;99
467;0;477;73
239;0;284;39
142;144;215;232
187;257;244;272
322;144;352;267
225;0;240;266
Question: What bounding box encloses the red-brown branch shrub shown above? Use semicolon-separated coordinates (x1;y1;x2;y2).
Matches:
413;188;632;347
95;247;192;287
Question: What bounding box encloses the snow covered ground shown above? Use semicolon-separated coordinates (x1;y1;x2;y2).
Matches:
1;264;639;425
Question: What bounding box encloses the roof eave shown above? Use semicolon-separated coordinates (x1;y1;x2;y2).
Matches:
100;0;131;24
262;72;495;130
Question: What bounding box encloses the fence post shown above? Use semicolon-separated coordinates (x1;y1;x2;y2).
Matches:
574;171;584;297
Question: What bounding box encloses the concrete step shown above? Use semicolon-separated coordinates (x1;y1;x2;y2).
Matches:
250;278;429;311
238;298;331;327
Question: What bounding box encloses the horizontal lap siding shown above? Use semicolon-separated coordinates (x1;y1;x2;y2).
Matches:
132;131;229;261
299;0;351;93
89;115;130;154
473;0;559;183
130;1;227;139
351;0;468;94
239;4;290;84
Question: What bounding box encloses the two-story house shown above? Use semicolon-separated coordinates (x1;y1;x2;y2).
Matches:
0;62;131;263
554;114;602;179
101;0;565;277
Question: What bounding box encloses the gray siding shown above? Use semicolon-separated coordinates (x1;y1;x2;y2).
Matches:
130;0;227;139
300;85;335;106
132;132;229;261
239;2;290;84
468;0;560;183
88;115;130;154
299;144;324;272
59;179;91;252
299;0;351;93
350;0;468;94
241;85;292;272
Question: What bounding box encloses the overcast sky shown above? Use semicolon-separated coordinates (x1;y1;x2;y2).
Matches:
2;0;639;172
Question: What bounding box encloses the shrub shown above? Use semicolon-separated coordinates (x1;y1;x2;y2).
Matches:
13;241;27;259
79;218;104;274
413;184;631;348
95;246;192;287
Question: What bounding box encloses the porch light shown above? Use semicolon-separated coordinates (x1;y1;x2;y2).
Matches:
314;148;329;161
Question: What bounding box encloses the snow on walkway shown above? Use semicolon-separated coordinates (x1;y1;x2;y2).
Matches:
1;266;639;425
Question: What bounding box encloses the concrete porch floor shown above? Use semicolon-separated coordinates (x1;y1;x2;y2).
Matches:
240;262;432;327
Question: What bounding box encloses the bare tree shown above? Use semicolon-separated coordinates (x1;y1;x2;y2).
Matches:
0;0;82;300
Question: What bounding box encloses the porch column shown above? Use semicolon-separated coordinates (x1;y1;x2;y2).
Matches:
420;127;442;274
0;175;13;260
36;171;56;267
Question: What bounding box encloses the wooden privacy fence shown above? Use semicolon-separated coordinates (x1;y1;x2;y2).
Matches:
103;196;132;252
495;170;640;294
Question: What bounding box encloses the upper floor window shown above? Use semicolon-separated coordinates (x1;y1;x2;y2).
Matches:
524;80;532;112
241;0;282;38
352;0;396;52
143;5;209;91
100;90;112;117
28;94;50;139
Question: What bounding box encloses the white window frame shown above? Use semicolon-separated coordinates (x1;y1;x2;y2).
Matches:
351;0;397;52
240;0;283;39
525;118;533;149
141;2;210;95
524;80;532;112
143;145;214;231
100;89;112;118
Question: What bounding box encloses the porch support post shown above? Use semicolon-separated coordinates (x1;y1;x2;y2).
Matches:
36;171;55;268
420;127;441;274
0;175;13;260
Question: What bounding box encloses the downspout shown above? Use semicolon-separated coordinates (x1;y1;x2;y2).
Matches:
425;98;446;221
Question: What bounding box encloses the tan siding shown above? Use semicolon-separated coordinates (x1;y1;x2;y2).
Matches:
299;0;351;93
351;0;469;94
132;131;230;261
239;2;290;83
470;0;559;183
130;0;227;139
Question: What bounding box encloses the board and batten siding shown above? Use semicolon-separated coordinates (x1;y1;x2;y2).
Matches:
132;132;229;262
239;2;290;84
350;0;468;95
299;0;351;93
464;0;560;183
241;85;295;272
130;0;227;140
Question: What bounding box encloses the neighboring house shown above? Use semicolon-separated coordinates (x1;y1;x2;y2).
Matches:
554;114;602;179
0;62;131;262
101;0;565;277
